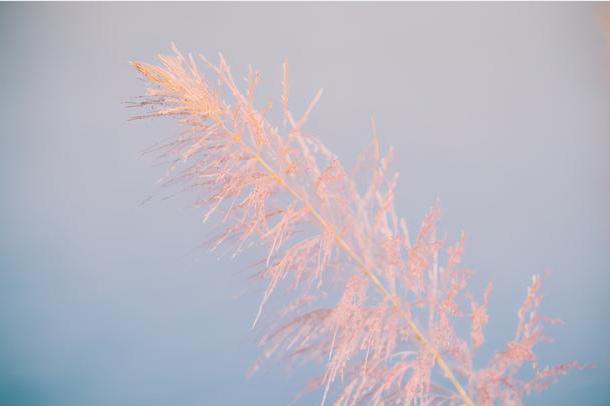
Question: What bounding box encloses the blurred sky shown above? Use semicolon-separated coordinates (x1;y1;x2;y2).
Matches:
0;3;609;405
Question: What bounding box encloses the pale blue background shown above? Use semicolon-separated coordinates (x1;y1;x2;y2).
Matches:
0;3;609;405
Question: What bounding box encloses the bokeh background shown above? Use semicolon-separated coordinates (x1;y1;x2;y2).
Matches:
1;2;609;405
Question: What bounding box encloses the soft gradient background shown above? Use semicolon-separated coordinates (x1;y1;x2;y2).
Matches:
1;3;609;405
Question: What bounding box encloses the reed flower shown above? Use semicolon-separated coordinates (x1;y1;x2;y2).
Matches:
130;45;585;405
